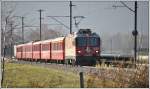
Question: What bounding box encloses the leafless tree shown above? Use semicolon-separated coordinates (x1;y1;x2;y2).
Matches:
1;1;18;55
1;1;18;85
26;25;64;42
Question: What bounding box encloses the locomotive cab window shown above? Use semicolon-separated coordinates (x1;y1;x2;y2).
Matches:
76;37;86;46
88;37;100;46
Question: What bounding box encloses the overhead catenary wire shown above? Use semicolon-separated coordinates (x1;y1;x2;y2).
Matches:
48;16;70;30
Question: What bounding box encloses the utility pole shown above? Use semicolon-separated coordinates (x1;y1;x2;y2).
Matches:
70;1;72;34
38;9;44;40
21;17;24;43
110;38;112;54
10;23;13;58
113;1;138;66
14;16;25;43
132;1;138;66
69;1;76;34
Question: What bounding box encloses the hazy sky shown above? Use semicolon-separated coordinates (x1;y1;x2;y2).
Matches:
2;1;149;36
2;1;149;53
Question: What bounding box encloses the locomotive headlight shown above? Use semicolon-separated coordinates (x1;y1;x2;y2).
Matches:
77;50;81;53
95;50;99;53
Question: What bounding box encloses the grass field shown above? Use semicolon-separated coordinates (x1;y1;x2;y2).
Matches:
2;62;80;88
2;61;149;88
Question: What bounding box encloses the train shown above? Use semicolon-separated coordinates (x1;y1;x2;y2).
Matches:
14;29;101;66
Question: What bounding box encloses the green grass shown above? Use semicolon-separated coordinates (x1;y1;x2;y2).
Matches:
2;62;80;88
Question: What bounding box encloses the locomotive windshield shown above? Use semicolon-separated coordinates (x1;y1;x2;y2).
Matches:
88;37;99;46
76;37;86;46
76;37;99;46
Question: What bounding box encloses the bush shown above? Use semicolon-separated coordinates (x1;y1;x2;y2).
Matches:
128;65;149;88
86;65;149;88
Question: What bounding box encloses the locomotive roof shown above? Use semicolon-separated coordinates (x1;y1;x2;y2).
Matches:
76;33;100;37
66;32;100;38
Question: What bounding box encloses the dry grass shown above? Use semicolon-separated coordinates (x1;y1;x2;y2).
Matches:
128;65;149;88
86;64;149;88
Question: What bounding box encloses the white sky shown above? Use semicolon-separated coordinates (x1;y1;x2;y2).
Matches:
1;1;149;53
2;1;149;36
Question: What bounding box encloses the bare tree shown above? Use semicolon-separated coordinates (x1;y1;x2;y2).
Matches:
1;1;18;55
27;28;40;41
26;25;64;42
1;1;17;85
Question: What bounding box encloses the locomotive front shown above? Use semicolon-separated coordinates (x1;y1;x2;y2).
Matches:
75;29;101;66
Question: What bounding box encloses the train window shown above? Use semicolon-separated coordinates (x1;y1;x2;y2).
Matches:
52;43;55;50
33;46;34;51
53;43;54;50
33;45;40;51
58;43;61;50
76;37;86;46
60;43;62;50
17;47;22;52
33;46;35;51
25;46;31;52
88;37;99;46
52;42;63;50
55;43;57;50
56;43;57;50
54;43;56;50
57;43;59;50
42;44;49;51
37;45;39;51
17;48;19;52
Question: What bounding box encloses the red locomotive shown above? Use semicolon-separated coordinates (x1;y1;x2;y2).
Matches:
14;29;101;66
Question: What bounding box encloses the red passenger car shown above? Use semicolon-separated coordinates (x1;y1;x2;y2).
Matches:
51;37;65;61
41;40;51;62
15;44;23;60
32;41;42;61
25;42;33;60
22;44;26;59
